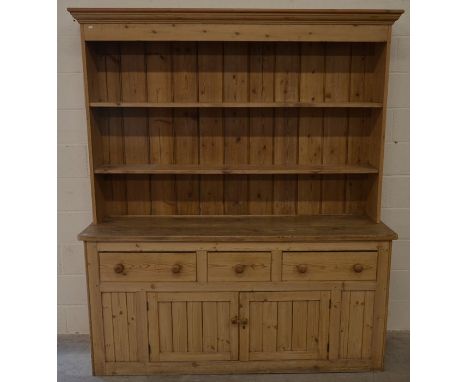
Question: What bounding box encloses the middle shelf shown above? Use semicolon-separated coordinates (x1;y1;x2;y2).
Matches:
94;164;378;175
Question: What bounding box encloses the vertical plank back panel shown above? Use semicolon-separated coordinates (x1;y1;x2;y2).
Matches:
123;109;150;214
148;109;176;214
249;43;274;214
224;43;249;213
199;43;224;214
273;109;298;214
172;42;198;102
174;109;199;214
146;42;173;102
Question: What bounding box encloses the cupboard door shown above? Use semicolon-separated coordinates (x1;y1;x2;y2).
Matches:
147;292;238;362
239;291;332;361
101;292;148;363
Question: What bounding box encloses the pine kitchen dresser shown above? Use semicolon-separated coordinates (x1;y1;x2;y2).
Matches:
69;8;403;375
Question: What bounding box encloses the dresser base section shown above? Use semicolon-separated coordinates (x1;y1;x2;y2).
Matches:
83;240;392;376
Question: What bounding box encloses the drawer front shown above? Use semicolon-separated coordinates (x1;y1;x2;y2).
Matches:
207;252;271;281
282;252;377;281
99;252;197;282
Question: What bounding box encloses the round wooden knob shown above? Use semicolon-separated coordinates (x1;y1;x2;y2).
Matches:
172;264;182;274
353;264;364;273
231;316;238;324
234;264;245;274
296;264;308;274
114;263;125;274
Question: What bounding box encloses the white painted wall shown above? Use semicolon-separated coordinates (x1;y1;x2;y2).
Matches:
57;0;409;334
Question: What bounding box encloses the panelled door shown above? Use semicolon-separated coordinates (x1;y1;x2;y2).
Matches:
239;291;332;361
147;292;238;361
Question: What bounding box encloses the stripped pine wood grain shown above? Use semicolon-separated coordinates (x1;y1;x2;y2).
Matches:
146;42;173;103
199;111;224;214
147;293;160;362
300;42;325;102
297;42;325;216
101;292;115;362
277;301;293;351
120;43;147;102
187;301;203;352
298;109;323;214
249;109;274;214
318;292;331;359
86;44;107;103
217;302;231;352
198;43;224;214
172;302;188;352
340;291;351;358
362;291;375;359
102;43;126;216
174;109;199;214
148;109;176;214
250;302;264;352
125;293;138;362
146;42;176;215
262;302;278;352
122;109;151;215
172;42;198;102
198;42;223;102
111;292;130;361
224;109;249;213
273;109;298;214
203;302;218;353
158;302;173;353
223;42;249;214
321;110;348;214
248;43;274;214
306;301;320;355
292;301;308;351
348;291;366;359
274;43;299;215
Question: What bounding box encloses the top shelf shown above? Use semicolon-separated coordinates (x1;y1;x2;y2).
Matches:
89;102;383;109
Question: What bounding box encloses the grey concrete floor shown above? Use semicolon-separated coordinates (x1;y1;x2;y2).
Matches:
58;332;409;382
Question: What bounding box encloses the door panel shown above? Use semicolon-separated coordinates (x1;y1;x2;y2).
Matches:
147;292;238;362
239;291;331;361
339;291;375;359
101;292;147;362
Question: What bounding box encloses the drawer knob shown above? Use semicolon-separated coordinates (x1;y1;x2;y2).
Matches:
296;264;308;273
353;263;364;273
234;264;245;274
172;263;183;274
114;263;125;274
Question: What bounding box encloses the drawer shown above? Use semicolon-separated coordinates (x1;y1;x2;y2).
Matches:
282;251;377;281
99;252;196;282
207;252;271;281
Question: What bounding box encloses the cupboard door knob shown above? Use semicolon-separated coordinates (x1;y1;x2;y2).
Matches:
172;263;182;274
239;318;248;328
296;264;308;273
353;264;364;273
231;316;238;324
234;264;245;274
114;263;125;274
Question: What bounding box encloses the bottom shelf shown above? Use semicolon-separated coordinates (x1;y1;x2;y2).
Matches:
78;215;397;242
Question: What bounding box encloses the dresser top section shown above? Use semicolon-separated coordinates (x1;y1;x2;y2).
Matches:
68;8;404;25
78;216;397;243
